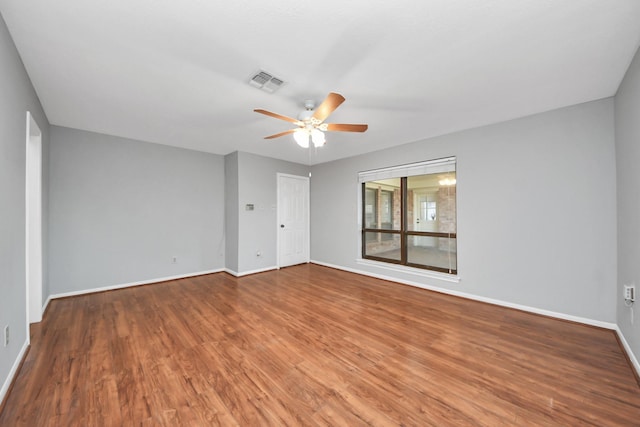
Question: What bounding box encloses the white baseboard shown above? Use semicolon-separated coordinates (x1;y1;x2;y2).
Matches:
42;295;51;315
0;339;29;408
310;260;617;330
4;269;225;408
615;326;640;379
49;269;224;300
313;261;640;376
224;268;239;277
225;266;278;277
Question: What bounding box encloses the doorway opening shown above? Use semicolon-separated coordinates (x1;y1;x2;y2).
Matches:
26;111;43;329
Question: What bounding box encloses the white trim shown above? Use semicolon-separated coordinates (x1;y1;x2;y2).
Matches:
9;263;638;404
42;295;51;315
356;258;460;283
615;325;640;379
25;111;43;328
226;266;278;277
224;268;239;277
358;156;456;183
311;260;617;330
357;157;458;276
0;339;29;407
49;269;223;300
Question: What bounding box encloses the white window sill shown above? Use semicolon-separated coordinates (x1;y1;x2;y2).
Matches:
356;258;461;283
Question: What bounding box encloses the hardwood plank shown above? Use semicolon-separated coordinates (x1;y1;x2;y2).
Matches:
1;264;639;426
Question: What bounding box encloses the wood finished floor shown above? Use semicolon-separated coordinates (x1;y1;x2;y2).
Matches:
1;264;639;426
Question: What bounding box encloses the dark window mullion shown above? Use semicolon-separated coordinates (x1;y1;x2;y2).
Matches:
405;231;458;239
361;183;364;259
365;255;404;265
361;161;457;275
401;177;407;265
362;228;401;234
406;262;458;275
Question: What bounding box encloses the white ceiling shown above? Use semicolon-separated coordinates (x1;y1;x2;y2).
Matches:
1;0;640;165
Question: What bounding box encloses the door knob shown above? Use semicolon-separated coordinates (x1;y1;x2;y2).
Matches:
280;224;285;228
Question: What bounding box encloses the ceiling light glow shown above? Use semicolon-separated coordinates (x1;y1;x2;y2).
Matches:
311;129;326;147
293;129;310;148
438;178;457;186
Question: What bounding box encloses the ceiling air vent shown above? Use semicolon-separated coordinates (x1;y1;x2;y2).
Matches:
249;70;285;93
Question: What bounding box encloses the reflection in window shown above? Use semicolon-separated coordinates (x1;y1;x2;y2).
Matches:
360;159;457;274
364;188;377;229
380;190;393;229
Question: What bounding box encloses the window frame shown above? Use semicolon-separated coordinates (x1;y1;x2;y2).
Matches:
359;158;457;275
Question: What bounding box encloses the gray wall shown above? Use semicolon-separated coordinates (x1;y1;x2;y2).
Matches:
311;99;617;323
236;151;309;274
48;126;225;294
0;13;49;398
615;45;640;364
224;152;239;273
1;5;635;395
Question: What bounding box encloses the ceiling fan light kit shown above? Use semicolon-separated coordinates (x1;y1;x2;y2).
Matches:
293;128;326;148
311;128;326;147
254;92;368;148
293;129;310;148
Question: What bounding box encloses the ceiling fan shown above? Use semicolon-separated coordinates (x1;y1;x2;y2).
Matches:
254;92;368;148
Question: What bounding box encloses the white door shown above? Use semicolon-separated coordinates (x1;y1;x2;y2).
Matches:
277;174;309;268
414;190;437;247
26;112;43;325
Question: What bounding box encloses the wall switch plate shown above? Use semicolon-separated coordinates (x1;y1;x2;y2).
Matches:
3;325;8;347
624;285;635;302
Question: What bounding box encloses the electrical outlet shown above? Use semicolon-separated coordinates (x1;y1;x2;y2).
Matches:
624;285;636;302
3;325;9;347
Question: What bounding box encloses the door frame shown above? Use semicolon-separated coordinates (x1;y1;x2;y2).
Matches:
276;173;310;268
25;111;43;332
413;188;438;247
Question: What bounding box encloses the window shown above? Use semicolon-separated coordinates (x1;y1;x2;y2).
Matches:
364;188;377;228
359;157;457;274
380;190;394;230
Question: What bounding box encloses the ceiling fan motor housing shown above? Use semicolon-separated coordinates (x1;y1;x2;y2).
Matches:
298;100;315;121
298;109;314;121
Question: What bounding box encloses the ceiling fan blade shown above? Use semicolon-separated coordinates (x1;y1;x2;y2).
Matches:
264;129;297;139
326;123;368;133
254;109;301;125
312;92;346;122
